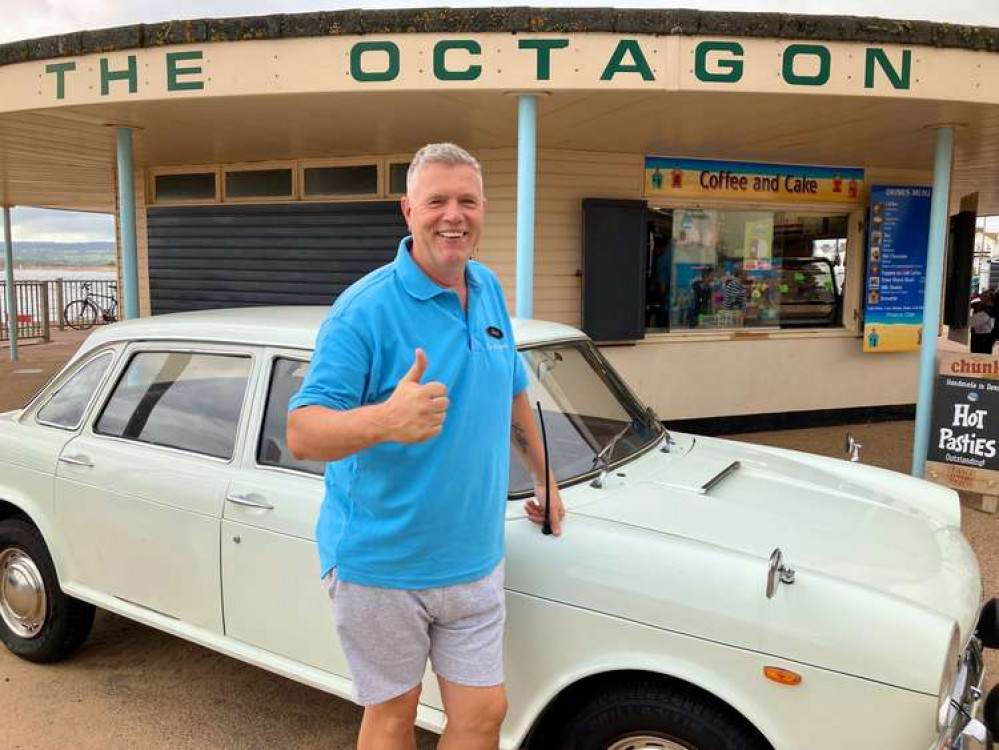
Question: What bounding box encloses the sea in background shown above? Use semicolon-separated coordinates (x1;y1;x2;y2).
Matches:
1;267;117;327
4;266;116;281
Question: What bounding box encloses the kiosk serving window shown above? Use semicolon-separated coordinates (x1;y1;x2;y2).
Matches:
646;208;848;331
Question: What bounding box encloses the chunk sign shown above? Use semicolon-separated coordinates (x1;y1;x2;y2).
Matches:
926;352;999;496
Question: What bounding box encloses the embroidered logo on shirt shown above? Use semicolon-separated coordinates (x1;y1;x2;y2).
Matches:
486;326;504;339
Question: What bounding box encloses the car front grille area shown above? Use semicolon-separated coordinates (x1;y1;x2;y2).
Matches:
936;637;985;750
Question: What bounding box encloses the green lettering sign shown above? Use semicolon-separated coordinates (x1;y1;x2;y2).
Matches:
350;41;400;82
45;62;76;100
782;44;830;86
166;51;204;91
434;40;482;81
600;40;654;81
694;41;744;83
865;48;911;90
100;55;138;96
518;39;570;81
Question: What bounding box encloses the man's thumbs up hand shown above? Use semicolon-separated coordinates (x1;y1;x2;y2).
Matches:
401;347;427;384
378;348;449;443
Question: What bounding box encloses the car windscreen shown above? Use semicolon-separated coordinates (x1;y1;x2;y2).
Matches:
508;340;662;497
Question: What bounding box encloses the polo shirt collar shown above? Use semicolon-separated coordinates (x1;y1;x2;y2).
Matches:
394;236;481;301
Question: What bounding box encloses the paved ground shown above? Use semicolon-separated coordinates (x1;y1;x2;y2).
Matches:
1;329;997;748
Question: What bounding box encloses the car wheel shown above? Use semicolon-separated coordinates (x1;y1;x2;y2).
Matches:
0;518;95;663
556;680;769;750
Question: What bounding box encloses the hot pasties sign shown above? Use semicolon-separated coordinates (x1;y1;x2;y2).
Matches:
926;353;999;495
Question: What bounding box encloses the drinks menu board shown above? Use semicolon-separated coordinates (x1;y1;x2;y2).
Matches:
863;186;932;353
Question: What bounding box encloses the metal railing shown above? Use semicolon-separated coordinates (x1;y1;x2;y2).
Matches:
0;277;117;341
0;282;50;342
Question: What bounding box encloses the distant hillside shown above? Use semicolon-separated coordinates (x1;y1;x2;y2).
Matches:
0;241;116;267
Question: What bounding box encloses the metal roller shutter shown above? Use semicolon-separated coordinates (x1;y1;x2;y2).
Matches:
146;202;408;314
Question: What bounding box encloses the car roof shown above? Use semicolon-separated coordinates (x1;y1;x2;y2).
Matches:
76;306;586;358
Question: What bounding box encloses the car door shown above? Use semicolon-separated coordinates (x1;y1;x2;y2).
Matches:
0;349;119;576
54;344;256;634
220;351;351;674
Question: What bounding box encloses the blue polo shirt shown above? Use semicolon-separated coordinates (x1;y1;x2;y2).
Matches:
290;237;528;589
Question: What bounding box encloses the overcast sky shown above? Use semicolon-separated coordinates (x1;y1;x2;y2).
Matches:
5;208;114;245
3;0;997;243
2;0;998;43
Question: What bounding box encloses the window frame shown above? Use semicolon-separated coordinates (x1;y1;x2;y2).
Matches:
145;155;417;207
221;160;298;203
88;343;259;465
148;165;221;205
644;198;864;338
249;351;325;480
298;157;382;202
33;350;118;432
386;158;412;197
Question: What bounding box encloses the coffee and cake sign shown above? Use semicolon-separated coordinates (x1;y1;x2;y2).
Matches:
926;352;999;497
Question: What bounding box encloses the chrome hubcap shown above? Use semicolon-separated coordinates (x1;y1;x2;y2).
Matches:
0;548;47;638
607;736;689;750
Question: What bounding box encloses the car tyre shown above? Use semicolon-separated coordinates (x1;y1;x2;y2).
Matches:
0;518;95;663
555;679;770;750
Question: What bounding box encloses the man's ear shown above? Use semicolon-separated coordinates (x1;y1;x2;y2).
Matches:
401;195;412;229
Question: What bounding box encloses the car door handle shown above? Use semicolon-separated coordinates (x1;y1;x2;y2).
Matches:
225;492;274;510
58;454;94;468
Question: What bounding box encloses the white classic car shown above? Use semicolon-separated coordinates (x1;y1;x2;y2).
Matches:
0;307;994;750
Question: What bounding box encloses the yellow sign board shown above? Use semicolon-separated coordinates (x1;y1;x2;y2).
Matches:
644;157;863;204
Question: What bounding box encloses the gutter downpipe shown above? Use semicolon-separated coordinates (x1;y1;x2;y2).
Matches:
117;127;139;320
3;206;16;362
515;94;538;319
911;126;954;478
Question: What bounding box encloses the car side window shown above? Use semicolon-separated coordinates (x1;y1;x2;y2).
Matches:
36;353;114;429
95;351;251;460
258;358;325;476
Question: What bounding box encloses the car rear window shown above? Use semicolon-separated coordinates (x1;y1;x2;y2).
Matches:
36;352;114;429
258;358;325;476
95;351;251;460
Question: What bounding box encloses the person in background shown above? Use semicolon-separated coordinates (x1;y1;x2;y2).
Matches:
983;288;998;351
970;300;994;354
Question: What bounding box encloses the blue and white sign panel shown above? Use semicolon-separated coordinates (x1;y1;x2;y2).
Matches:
863;185;932;353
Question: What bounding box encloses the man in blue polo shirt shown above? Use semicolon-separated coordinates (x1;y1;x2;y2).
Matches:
287;143;565;750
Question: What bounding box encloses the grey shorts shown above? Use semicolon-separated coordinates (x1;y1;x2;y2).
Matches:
323;561;506;706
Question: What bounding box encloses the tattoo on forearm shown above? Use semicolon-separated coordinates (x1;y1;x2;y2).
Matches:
512;422;529;455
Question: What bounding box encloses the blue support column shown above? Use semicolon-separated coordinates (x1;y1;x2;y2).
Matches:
3;206;17;361
117;128;140;320
912;126;954;477
515;94;538;319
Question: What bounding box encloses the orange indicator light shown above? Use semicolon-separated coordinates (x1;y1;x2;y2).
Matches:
763;666;802;686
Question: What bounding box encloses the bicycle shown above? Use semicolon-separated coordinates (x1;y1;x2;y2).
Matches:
63;282;118;330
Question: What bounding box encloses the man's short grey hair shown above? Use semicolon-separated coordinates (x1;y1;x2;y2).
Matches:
407;143;483;195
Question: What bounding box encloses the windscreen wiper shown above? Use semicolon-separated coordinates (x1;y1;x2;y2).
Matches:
590;422;631;488
645;405;675;452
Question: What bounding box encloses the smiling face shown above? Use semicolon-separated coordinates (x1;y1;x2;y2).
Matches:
401;162;486;288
